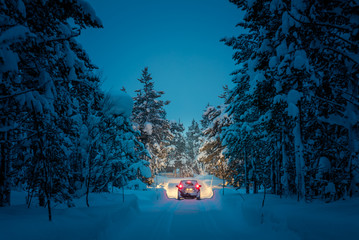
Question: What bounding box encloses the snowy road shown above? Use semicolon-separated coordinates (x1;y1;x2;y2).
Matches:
100;177;301;240
99;176;359;240
100;176;226;240
2;175;359;240
102;192;232;240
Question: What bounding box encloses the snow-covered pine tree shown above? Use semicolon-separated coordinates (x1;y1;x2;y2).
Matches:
261;0;359;200
186;119;202;175
69;75;103;200
295;0;359;199
0;0;102;218
168;121;192;177
225;0;358;200
27;0;102;217
199;106;218;173
200;104;212;131
132;67;171;179
199;102;232;183
168;121;186;163
99;94;150;191
0;0;34;206
71;76;103;206
224;0;313;198
222;32;256;193
72;84;151;206
221;25;275;194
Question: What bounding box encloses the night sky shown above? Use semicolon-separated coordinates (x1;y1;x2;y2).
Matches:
78;0;243;127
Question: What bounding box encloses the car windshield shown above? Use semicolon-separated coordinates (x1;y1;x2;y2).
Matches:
181;180;197;186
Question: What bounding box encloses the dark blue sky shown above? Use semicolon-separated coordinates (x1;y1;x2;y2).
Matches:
78;0;243;127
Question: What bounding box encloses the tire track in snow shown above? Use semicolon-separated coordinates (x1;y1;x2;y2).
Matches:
198;199;222;234
148;199;179;240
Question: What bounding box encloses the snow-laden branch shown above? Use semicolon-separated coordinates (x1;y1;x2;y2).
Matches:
35;30;80;45
323;47;359;66
313;95;345;110
286;10;352;33
327;31;359;49
332;87;359;107
0;80;51;100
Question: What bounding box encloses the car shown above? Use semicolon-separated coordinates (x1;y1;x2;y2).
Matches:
176;180;201;200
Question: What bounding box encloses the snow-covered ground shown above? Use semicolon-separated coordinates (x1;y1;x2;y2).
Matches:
1;175;358;240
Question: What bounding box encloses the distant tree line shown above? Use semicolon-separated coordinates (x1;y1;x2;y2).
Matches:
131;67;202;179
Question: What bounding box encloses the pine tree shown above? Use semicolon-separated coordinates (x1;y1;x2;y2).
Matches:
199;103;232;182
99;94;150;190
224;0;359;200
168;121;191;177
132;67;171;178
186;119;202;174
0;0;33;206
0;0;102;219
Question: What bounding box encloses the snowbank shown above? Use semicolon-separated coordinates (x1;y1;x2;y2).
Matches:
126;179;148;190
1;191;139;240
236;192;359;240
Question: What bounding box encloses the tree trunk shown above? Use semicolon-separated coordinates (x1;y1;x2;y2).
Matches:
253;178;258;194
86;176;90;207
294;106;305;201
271;149;276;194
39;190;45;207
222;177;225;196
252;154;258;194
0;145;10;207
0;128;11;207
277;141;282;196
261;185;266;224
282;129;289;196
347;79;359;196
244;150;249;194
47;198;52;221
122;184;125;203
86;152;92;207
